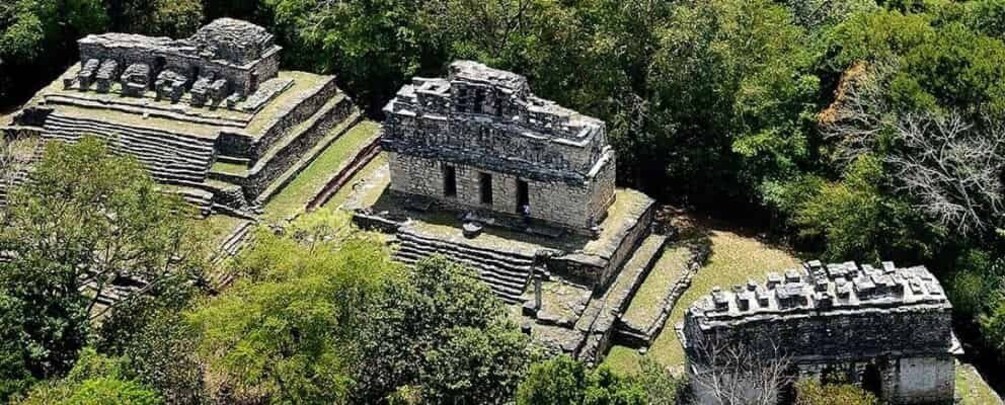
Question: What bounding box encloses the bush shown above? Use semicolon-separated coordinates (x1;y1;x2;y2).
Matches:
795;379;878;405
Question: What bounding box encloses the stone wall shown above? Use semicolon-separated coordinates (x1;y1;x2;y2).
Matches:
244;95;355;200
75;19;282;100
388;151;610;229
382;61;615;231
682;261;956;404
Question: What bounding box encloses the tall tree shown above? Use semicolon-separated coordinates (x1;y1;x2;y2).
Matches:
0;137;202;394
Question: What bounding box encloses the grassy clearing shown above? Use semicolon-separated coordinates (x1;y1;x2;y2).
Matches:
604;227;801;376
956;361;1003;404
263;121;379;221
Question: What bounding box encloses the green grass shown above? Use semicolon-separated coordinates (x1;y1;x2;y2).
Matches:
604;228;801;376
210;161;248;176
190;214;246;246
604;346;645;375
956;361;1003;404
621;245;691;328
323;152;389;210
262;121;379;221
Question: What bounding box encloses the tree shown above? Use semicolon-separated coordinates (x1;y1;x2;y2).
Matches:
18;348;162;405
887;112;1005;235
0;0;107;104
0;137;202;390
187;225;398;403
688;335;794;405
515;355;646;405
105;0;203;38
353;255;534;403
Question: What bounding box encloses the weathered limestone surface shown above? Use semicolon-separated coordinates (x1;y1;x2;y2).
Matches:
77;18;281;100
682;261;957;404
382;61;616;231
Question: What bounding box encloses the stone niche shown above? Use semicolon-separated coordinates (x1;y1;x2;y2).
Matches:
682;261;958;404
382;61;616;233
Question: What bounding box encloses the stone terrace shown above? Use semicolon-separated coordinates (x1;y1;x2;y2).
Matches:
1;20;366;217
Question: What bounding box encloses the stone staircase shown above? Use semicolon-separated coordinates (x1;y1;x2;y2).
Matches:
41;113;216;184
208;219;256;289
392;230;535;303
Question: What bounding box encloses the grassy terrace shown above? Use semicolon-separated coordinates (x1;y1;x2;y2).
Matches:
262;121;379;221
603;225;802;375
210;160;248;176
957;362;1003;404
620;245;691;330
191;214;246;247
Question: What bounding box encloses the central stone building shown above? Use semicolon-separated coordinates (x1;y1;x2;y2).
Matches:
381;61;616;232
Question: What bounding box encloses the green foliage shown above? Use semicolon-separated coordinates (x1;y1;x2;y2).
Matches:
354;255;533;403
19;348;162;405
0;0;107;101
187;227;396;403
795;379;878;405
106;0;204;38
791;155;939;262
0;137;200;400
515;355;647;405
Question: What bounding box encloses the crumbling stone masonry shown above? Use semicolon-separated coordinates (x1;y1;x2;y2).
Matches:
76;18;280;103
382;61;616;232
682;261;957;404
1;19;365;216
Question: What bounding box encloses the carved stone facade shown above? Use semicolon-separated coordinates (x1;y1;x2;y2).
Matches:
382;61;616;231
74;18;281;105
682;261;957;404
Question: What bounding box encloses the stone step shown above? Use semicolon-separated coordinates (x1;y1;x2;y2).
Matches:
397;231;536;266
393;249;527;294
43;129;210;183
42;120;216;164
41;124;214;170
395;245;531;288
216;155;250;165
393;250;524;304
396;242;531;280
45;114;216;154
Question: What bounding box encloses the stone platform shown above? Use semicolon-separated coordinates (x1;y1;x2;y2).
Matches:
351;172;669;361
3;68;359;216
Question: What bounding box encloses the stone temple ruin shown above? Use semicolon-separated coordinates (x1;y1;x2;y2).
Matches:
682;260;958;404
0;19;374;313
382;60;615;232
1;18;364;217
355;61;674;362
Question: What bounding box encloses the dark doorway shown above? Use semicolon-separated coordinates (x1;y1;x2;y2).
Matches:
443;165;457;197
516;179;529;212
862;363;882;398
479;173;493;205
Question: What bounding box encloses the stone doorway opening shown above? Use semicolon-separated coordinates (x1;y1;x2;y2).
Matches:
516;179;529;213
443;165;457;197
479;172;493;204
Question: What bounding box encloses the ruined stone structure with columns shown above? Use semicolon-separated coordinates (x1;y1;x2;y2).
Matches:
682;260;959;404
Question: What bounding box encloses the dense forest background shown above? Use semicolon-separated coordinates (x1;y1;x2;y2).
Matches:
3;0;1005;401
